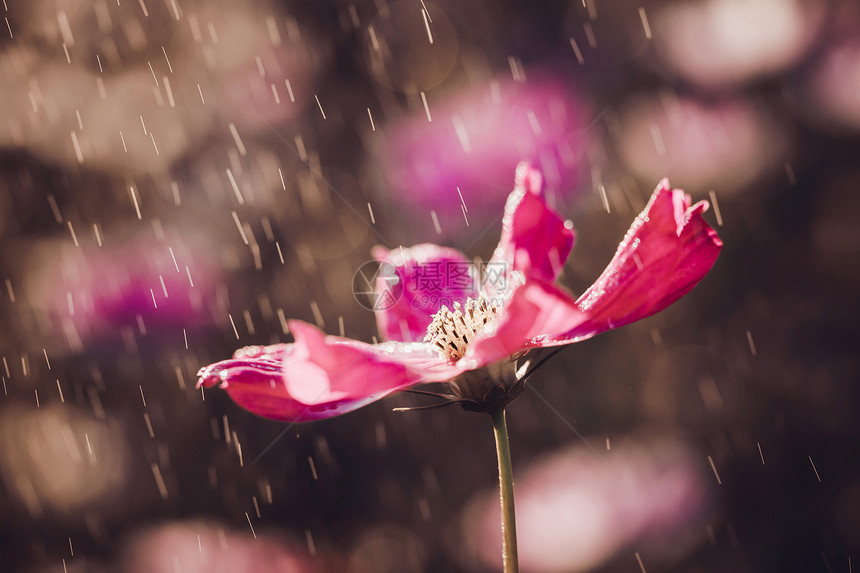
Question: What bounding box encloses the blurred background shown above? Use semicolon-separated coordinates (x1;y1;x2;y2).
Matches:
1;0;859;571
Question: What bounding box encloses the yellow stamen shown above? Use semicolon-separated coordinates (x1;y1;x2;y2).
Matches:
424;298;501;360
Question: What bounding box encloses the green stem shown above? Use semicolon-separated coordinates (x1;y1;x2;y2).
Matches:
491;407;519;573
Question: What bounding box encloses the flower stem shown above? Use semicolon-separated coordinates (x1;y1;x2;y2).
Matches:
491;407;519;573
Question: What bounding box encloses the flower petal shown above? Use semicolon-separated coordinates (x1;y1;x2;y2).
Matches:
487;162;576;292
372;243;479;342
546;179;722;344
197;320;461;422
462;280;587;368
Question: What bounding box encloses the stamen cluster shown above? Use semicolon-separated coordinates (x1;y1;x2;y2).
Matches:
424;297;501;360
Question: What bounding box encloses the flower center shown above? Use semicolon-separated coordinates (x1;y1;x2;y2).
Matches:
424;297;501;361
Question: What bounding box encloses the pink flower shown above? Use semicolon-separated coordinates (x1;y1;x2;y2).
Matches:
376;76;587;235
463;438;706;572
123;520;315;573
197;164;722;421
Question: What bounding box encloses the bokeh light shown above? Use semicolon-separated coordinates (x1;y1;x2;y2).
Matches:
0;404;129;518
653;0;826;89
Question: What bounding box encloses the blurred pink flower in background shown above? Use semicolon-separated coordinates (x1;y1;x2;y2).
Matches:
20;227;222;350
617;94;788;193
197;165;720;421
653;0;825;89
376;77;588;229
122;520;314;573
462;438;708;572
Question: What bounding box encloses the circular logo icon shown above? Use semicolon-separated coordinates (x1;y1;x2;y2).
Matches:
352;260;403;311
